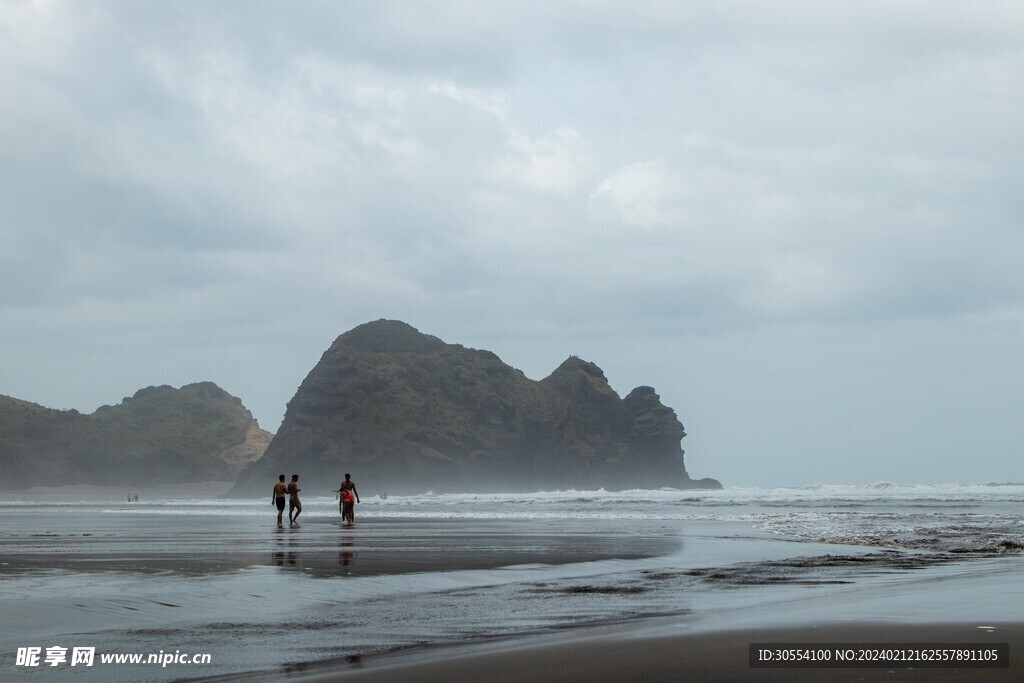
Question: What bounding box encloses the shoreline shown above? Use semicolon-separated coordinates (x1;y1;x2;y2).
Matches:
234;549;1022;682
0;481;235;501
208;551;1023;683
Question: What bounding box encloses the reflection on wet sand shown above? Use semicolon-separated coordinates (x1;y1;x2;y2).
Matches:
272;535;301;567
1;513;670;580
339;536;355;569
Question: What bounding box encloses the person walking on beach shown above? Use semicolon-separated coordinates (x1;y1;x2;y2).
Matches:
340;488;355;525
272;474;288;529
338;473;360;525
288;474;302;527
340;473;359;504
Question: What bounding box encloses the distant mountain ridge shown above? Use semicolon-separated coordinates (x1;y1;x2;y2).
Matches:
229;320;720;495
0;382;271;490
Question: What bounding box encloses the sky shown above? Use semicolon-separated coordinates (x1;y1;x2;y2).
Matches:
2;1;1022;487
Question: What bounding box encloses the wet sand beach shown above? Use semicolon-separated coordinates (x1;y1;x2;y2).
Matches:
287;622;1022;683
2;487;1021;682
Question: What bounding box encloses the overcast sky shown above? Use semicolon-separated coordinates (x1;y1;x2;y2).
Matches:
2;1;1022;487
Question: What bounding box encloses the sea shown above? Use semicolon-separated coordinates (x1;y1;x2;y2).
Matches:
2;483;1022;681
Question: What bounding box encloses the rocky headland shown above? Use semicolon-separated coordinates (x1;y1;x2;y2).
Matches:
0;382;271;490
229;320;720;496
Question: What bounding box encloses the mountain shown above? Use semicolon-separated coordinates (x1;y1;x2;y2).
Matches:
0;382;271;490
229;320;720;496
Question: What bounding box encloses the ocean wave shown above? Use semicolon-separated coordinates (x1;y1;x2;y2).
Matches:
9;483;1024;556
11;482;1022;508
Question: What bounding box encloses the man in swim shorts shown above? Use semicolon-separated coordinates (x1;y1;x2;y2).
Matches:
272;474;287;529
287;474;302;527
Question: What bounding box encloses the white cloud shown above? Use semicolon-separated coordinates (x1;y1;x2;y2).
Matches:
139;48;427;194
428;80;507;120
492;127;596;196
588;161;681;226
0;0;90;69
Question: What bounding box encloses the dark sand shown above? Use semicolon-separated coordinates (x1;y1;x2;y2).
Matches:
5;496;1019;682
284;622;1020;683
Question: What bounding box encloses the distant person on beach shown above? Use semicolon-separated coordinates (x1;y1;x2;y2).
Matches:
288;474;302;527
272;475;288;529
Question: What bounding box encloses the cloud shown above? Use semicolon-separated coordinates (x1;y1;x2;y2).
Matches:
428;80;508;120
1;1;1023;484
588;161;682;227
744;252;859;318
492;127;596;196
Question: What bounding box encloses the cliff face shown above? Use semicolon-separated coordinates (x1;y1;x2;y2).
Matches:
0;382;271;490
230;320;720;495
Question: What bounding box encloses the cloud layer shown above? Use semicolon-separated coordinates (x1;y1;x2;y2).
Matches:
2;1;1022;485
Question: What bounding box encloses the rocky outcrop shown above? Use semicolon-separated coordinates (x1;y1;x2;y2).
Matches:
229;320;720;495
217;420;274;471
623;386;720;489
0;382;271;490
